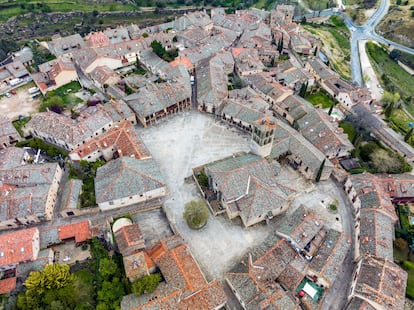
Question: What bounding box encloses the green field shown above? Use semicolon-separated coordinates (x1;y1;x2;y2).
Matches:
339;120;357;142
303;17;351;80
305;90;337;109
366;41;414;112
403;260;414;299
0;0;137;22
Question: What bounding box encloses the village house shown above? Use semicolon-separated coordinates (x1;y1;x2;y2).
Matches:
219;87;269;133
0;147;30;170
104;27;131;45
232;48;265;77
226;206;350;309
89;65;120;90
307;58;372;110
23;105;113;151
270;119;333;181
172;10;213;32
201;152;296;227
0;162;63;230
102;99;137;125
5;60;29;80
112;218;153;282
33;57;78;94
58;221;92;244
95;157;167;211
347;254;407;310
286;23;319;56
0;228;40;295
121;234;227;310
272;59;314;91
47;34;85;58
197;56;229;114
12;47;34;67
125;78;191;128
344;173;414;260
0;116;21;149
59;179;83;218
69;120;151;162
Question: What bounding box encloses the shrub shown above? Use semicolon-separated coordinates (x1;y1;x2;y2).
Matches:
197;170;209;187
131;274;162;296
183;200;209;230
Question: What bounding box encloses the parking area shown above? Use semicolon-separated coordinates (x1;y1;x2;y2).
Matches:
0;83;41;120
140;112;347;280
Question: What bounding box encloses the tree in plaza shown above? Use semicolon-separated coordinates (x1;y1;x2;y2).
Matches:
131;273;162;296
183;200;209;229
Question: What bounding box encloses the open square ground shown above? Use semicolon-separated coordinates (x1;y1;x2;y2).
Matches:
140;112;348;281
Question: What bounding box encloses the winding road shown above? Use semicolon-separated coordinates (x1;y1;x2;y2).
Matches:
295;0;414;86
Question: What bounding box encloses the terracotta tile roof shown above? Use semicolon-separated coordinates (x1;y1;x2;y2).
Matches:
58;221;91;243
115;223;145;256
123;251;149;281
0;276;16;294
0;227;39;265
121;235;227;310
70;121;150;161
170;56;193;70
352;255;407;310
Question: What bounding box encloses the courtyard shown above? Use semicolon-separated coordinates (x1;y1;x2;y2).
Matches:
140;112;350;281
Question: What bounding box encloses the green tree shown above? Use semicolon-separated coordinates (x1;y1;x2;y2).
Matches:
183;200;209;229
315;159;325;182
25;264;74;294
328;102;334;115
299;81;308;98
405;127;413;142
40;96;65;112
384;101;394;118
131;273;162;296
381;91;400;107
197;170;209;187
97;277;125;309
99;258;120;281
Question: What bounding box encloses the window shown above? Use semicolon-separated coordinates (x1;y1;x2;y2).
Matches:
109;201;114;205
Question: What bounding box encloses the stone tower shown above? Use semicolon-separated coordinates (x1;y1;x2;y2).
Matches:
250;116;276;158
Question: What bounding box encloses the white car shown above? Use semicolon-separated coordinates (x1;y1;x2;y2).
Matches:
5;92;11;98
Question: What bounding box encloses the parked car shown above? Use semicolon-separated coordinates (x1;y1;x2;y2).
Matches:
5;92;11;98
10;90;16;95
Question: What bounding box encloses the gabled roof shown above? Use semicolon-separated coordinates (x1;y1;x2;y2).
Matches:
58;221;91;243
0;277;16;294
70;121;150;161
352;255;407;310
115;223;145;255
121;235;227;310
0;227;39;265
95;157;165;204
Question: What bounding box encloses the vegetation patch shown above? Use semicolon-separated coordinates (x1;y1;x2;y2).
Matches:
12;117;31;137
68;160;105;208
377;0;414;49
183;200;209;230
303;17;351;80
403;260;414;299
365;41;414;112
131;274;162;296
340;115;412;174
15;138;68;158
305;89;337;109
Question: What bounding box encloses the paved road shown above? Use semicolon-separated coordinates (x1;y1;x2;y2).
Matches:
295;0;414;86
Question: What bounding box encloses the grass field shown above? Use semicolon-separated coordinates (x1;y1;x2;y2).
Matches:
403;260;414;299
0;0;137;22
366;41;414;112
339;120;357;142
303;17;351;80
305;90;337;109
